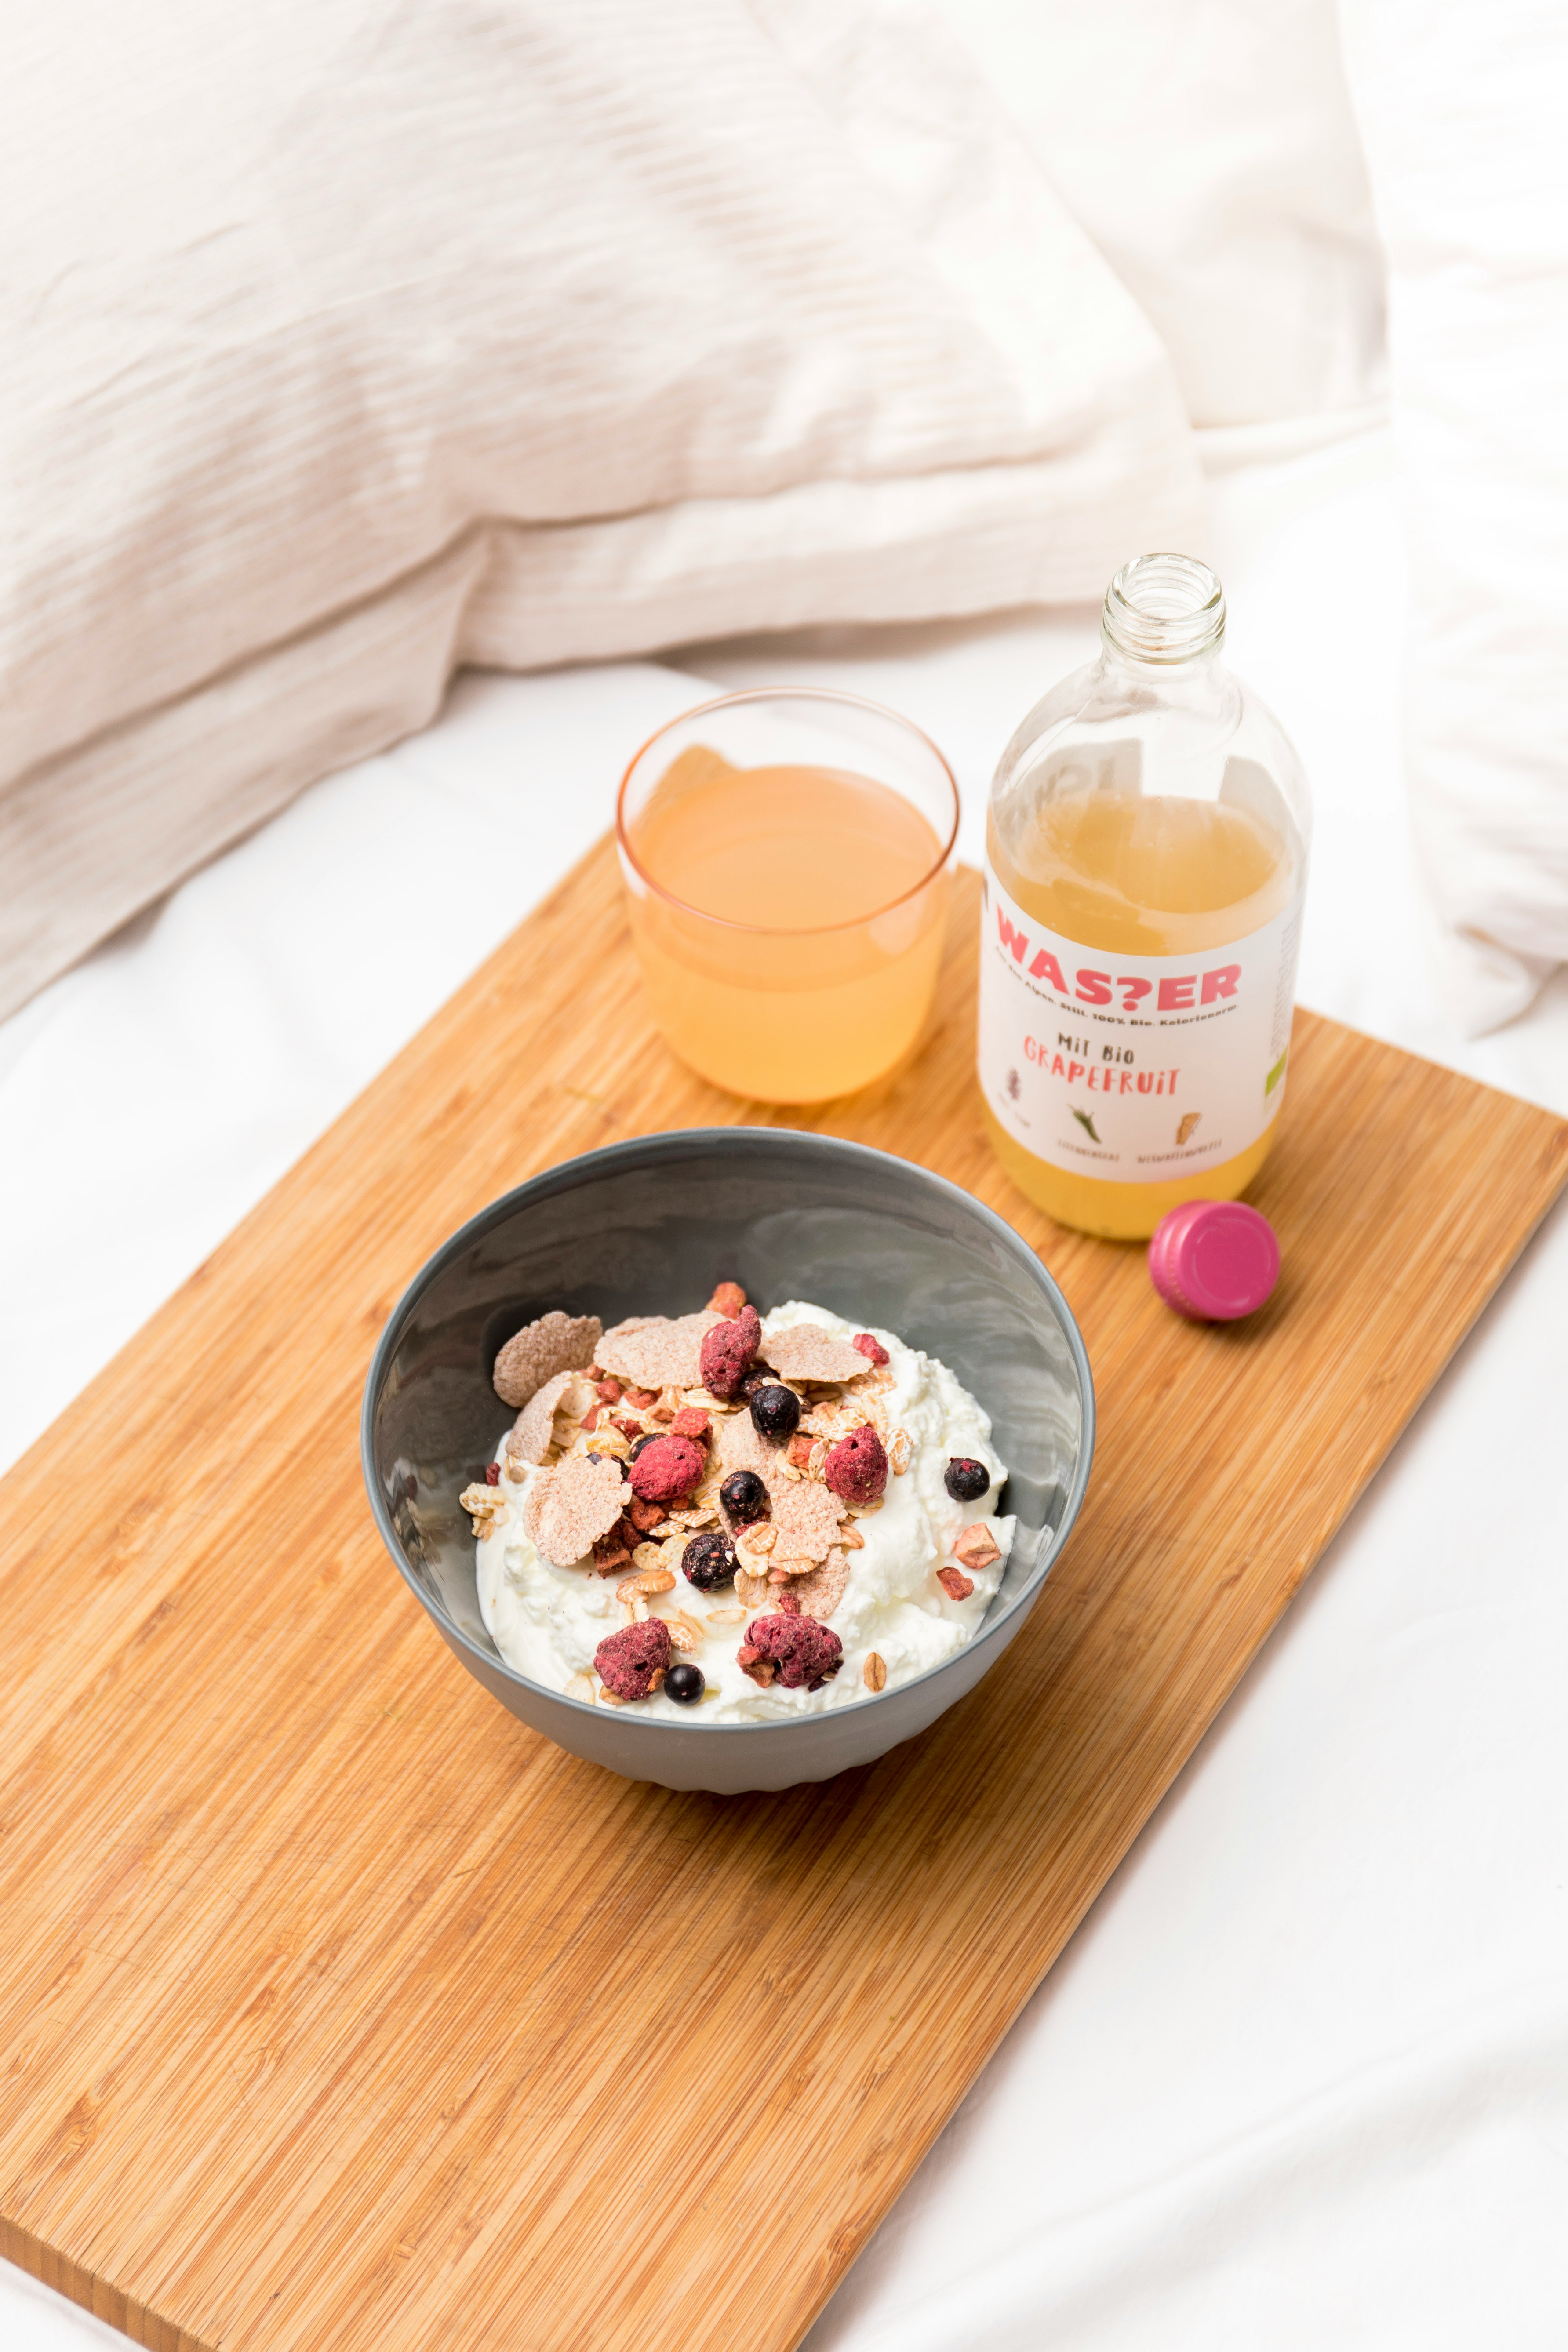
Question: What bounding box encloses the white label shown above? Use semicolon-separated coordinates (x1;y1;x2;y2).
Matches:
977;861;1303;1182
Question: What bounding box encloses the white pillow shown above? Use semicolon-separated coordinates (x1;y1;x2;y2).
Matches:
1341;0;1568;1031
917;0;1388;431
0;0;1199;1022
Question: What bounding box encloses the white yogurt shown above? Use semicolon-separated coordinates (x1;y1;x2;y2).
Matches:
475;1300;1015;1722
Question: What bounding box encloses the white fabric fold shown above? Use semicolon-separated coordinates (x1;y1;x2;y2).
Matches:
0;0;1199;1025
1340;0;1568;1034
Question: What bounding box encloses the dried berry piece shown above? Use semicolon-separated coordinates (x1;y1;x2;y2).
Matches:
944;1458;990;1503
719;1469;770;1525
952;1523;1002;1574
823;1423;888;1507
743;1613;843;1691
593;1618;672;1701
626;1497;666;1534
706;1280;748;1318
591;1522;634;1575
670;1406;711;1443
665;1662;706;1704
749;1384;801;1442
786;1433;814;1470
629;1434;706;1505
937;1566;975;1601
851;1332;890;1367
682;1528;739;1591
699;1305;762;1402
484;1461;501;1486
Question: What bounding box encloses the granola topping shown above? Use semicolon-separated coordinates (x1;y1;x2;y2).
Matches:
473;1293;1015;1722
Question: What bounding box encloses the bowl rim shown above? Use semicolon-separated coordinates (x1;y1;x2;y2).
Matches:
360;1127;1096;1741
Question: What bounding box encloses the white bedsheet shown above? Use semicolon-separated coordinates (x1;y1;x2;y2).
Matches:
4;428;1566;2348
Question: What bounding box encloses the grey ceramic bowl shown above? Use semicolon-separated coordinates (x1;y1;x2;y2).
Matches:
361;1129;1094;1793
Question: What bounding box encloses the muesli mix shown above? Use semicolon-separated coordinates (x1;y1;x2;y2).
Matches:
464;1282;1015;1722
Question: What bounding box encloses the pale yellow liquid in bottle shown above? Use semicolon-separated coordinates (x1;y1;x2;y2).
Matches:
985;788;1295;1238
627;747;947;1102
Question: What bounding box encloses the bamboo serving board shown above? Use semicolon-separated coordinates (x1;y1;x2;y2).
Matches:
3;844;1564;2352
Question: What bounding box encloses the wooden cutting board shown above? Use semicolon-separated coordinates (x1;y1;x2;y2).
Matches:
3;844;1564;2352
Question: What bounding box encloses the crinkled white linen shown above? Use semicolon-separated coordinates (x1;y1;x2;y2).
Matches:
1338;0;1568;1034
0;0;1199;1027
917;0;1388;433
4;436;1568;2348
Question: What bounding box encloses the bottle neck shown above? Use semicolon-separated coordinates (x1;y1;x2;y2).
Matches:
1101;553;1226;668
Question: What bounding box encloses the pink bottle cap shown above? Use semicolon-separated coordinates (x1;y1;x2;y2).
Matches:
1148;1200;1280;1322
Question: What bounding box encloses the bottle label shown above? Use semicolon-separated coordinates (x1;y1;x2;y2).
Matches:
977;860;1303;1184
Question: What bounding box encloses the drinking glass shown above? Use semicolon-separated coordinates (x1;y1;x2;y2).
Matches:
617;689;960;1103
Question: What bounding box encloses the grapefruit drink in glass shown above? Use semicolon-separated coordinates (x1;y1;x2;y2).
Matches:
617;689;960;1103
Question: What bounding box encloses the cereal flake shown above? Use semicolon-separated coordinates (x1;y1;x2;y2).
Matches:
596;1312;723;1392
522;1454;630;1567
492;1311;603;1408
760;1324;871;1385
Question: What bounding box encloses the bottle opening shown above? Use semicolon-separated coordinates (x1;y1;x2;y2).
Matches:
1102;553;1226;665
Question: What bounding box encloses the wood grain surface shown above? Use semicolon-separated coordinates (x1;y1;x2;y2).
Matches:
3;845;1564;2352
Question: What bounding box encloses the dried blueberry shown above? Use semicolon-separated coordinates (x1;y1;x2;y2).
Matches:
682;1527;739;1590
944;1457;990;1503
749;1383;801;1442
719;1469;770;1525
664;1662;705;1704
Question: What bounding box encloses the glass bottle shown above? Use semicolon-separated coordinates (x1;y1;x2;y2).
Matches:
978;554;1311;1240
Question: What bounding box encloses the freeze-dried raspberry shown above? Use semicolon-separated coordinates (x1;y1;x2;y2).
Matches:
699;1305;761;1401
628;1433;705;1505
851;1332;889;1366
670;1406;711;1443
706;1280;748;1319
824;1424;888;1507
593;1618;672;1700
743;1613;843;1691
